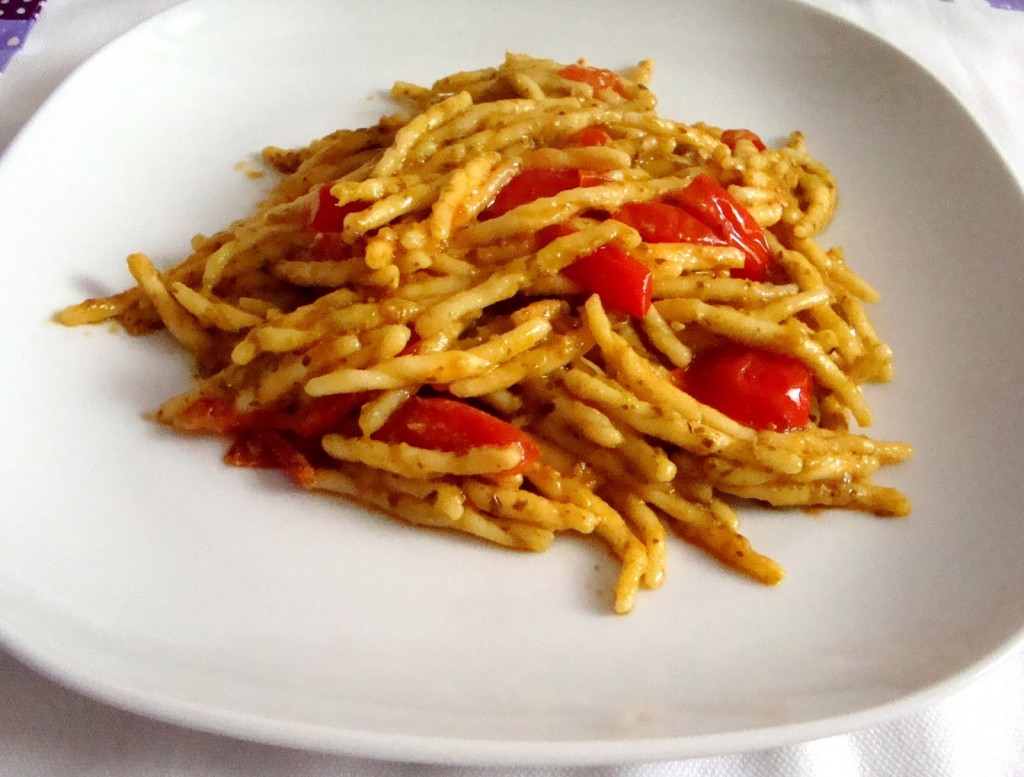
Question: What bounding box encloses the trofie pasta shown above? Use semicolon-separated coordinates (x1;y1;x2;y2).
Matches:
59;54;912;614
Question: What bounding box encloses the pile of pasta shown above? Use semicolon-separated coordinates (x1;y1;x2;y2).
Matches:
60;54;912;614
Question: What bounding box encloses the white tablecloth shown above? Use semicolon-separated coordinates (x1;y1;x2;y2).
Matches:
2;2;1023;774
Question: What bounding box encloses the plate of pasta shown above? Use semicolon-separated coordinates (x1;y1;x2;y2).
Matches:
1;0;1023;765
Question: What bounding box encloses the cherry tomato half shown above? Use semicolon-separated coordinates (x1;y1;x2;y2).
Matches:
375;396;540;475
612;201;727;246
680;345;813;431
669;174;773;281
309;184;369;233
482;168;606;219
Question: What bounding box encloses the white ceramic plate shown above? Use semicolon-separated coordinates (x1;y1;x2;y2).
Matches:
2;0;1024;765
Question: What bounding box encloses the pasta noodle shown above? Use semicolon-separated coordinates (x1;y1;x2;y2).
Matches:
59;54;912;614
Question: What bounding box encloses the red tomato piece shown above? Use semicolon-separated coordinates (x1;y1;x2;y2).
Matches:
175;393;364;438
566;126;612;147
309;184;369;233
272;393;366;438
720;129;766;153
177;394;359;486
612;201;728;245
536;222;577;247
483;168;604;219
680;345;813;431
535;225;652;317
559;64;627;96
561;244;653;318
670;174;772;281
376;397;540;475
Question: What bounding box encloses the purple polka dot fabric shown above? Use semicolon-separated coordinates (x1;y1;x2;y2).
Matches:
0;0;46;72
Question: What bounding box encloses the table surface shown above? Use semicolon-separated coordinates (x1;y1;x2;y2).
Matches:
2;1;1023;775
